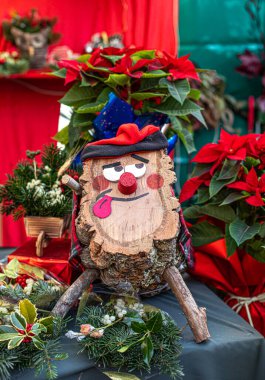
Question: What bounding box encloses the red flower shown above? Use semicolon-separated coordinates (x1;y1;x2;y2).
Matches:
227;168;265;207
180;173;211;203
150;51;200;81
58;60;88;85
246;133;265;169
110;55;154;78
192;129;248;174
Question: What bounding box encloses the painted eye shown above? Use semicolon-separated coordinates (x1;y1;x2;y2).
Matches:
32;35;45;48
103;165;124;182
125;163;146;178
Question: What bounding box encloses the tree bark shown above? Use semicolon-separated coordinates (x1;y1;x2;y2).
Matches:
163;266;210;343
52;269;99;318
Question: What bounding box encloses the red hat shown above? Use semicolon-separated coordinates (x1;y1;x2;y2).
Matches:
81;123;168;161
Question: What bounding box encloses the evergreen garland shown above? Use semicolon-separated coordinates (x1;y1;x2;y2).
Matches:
77;302;183;379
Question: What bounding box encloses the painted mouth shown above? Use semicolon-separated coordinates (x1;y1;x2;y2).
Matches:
96;189;149;202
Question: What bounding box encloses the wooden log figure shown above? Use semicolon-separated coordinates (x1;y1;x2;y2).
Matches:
53;124;210;343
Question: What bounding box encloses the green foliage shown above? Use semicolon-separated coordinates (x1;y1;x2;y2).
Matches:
0;300;68;380
0;144;73;219
54;48;206;152
78;305;183;379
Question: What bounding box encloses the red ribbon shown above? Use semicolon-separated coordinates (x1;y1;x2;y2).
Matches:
189;239;265;336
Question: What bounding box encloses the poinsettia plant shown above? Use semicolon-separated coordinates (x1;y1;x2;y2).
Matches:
180;130;265;262
53;47;206;153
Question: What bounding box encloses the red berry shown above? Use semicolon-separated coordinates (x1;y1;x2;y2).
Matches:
26;323;33;332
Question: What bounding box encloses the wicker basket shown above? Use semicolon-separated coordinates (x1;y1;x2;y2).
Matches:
24;216;65;238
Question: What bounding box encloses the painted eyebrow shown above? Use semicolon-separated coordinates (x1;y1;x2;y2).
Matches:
131;154;149;164
102;161;121;169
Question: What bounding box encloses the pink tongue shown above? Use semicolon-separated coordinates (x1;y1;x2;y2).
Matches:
93;195;113;219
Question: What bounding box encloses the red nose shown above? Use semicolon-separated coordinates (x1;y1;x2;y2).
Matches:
118;172;137;195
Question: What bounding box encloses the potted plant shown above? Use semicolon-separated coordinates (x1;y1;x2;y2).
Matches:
2;9;61;69
53;47;207;155
0;144;75;256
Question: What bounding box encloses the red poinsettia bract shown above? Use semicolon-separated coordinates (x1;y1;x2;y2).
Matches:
227;167;265;207
180;173;211;203
192;129;248;174
58;60;88;85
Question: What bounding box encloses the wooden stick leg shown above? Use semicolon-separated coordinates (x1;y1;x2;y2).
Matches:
163;266;210;343
52;269;99;318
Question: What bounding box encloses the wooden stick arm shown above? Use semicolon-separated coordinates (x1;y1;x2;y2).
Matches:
52;269;99;318
163;266;210;343
62;174;82;195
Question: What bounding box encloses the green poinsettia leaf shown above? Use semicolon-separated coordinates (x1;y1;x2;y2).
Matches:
10;312;27;331
53;126;69;145
191;163;212;177
245;240;265;263
184;204;235;223
225;225;237;257
160;78;190;105
190;221;224;246
51;68;66;79
258;223;265;238
7;336;24;350
141;336;154;366
220;192;247;206
100;54;125;64
218;159;241;180
152;97;202;116
195;188;210;204
170;116;196;154
146;312;162;333
188;88;201;101
229;218;261;246
59;82;97;107
209;171;238;198
105;74;129;87
131;92;166;101
72;112;94;128
76;54;90;63
141;70;168;78
191;110;207;128
245;156;260;168
131;50;156;60
76;88;111;114
19;299;37;324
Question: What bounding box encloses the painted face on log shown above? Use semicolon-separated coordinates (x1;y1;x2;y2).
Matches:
78;149;179;253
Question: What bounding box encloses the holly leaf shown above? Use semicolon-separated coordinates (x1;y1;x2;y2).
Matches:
146;312;162;333
229;218;261;246
10;312;27;331
190;221;224;246
0;326;17;334
141;336;154;366
0;333;19;342
39;316;53;334
19;299;37;324
32;336;45;350
7;336;24;350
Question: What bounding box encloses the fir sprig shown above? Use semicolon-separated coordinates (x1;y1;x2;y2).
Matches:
77;304;183;379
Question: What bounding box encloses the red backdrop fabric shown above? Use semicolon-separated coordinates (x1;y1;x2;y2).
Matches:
0;0;178;55
0;0;178;247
